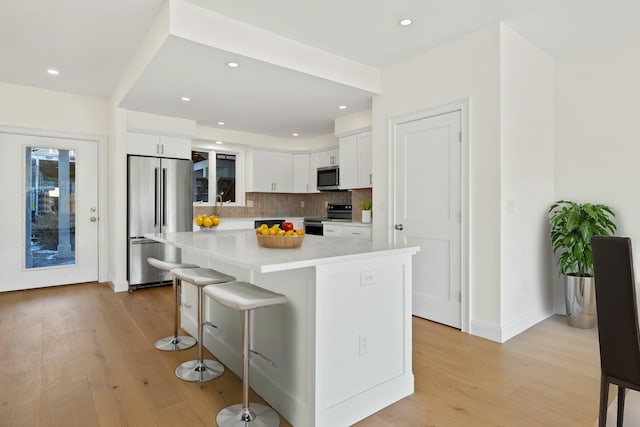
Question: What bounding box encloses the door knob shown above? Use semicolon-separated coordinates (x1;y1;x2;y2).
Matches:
90;216;98;222
394;224;404;231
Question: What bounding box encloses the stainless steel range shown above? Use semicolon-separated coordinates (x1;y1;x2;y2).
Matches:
303;203;352;235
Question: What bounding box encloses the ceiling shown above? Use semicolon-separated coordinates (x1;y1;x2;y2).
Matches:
2;0;640;138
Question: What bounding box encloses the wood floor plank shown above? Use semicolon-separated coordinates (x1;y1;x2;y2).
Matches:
0;282;604;426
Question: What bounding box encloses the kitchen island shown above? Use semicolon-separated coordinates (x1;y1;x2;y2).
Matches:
145;229;419;427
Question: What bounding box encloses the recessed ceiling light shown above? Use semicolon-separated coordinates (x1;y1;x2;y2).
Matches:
226;62;239;68
292;133;299;137
338;105;347;110
215;141;223;145
47;68;59;76
181;97;191;102
399;18;413;26
217;121;225;126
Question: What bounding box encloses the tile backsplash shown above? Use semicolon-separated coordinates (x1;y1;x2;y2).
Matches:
194;189;372;221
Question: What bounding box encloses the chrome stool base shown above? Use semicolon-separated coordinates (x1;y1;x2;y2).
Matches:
154;335;196;352
175;358;224;382
216;403;280;427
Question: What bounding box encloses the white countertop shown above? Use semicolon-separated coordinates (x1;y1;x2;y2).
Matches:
146;229;418;273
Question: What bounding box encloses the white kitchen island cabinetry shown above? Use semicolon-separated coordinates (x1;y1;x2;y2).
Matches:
127;132;191;159
246;150;293;192
146;230;418;427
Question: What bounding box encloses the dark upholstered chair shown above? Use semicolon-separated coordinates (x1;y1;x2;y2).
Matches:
591;236;640;426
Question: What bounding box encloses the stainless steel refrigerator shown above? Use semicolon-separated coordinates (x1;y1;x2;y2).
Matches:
127;155;192;290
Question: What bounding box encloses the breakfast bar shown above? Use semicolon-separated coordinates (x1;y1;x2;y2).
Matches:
145;229;419;427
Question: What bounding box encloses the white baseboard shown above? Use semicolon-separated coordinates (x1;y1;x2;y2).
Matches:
469;319;503;342
110;279;129;293
469;309;553;343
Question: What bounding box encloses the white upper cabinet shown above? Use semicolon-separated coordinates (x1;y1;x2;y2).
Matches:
293;153;311;193
356;132;372;188
308;152;320;193
247;151;293;192
339;135;358;189
318;148;339;167
127;132;191;159
339;131;372;189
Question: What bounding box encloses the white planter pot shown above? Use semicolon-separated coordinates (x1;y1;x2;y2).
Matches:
362;210;371;223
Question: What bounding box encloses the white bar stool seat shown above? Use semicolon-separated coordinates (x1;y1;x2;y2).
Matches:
147;257;199;351
204;281;287;427
171;267;236;382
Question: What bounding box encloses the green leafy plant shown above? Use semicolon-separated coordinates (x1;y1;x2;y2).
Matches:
361;200;372;211
548;200;616;276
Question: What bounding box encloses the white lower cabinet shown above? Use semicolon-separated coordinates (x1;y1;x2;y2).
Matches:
323;223;372;240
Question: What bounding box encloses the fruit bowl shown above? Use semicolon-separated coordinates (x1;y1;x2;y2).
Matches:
196;214;220;230
256;233;304;249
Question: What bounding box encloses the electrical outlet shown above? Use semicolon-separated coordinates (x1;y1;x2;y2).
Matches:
359;334;368;356
361;271;375;286
247;200;254;207
300;200;305;208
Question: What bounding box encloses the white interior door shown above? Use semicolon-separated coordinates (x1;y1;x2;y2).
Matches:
394;111;462;328
0;132;99;291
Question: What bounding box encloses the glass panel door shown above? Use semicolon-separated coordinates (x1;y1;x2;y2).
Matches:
25;147;76;268
0;132;98;292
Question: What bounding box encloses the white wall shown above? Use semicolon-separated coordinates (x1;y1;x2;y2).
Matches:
499;25;555;340
555;31;640;308
373;25;503;328
0;82;109;135
334;109;372;136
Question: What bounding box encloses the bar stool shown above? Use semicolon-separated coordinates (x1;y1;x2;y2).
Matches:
147;258;199;352
204;281;287;427
171;267;236;382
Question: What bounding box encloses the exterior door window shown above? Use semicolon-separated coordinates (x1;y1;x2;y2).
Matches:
25;147;76;269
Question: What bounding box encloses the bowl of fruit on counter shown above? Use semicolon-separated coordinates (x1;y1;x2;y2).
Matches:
196;214;220;230
255;221;305;248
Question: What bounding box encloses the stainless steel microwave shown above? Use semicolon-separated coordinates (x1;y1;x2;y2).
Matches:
317;166;340;191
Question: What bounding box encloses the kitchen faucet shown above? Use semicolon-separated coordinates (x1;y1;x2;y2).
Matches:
216;193;223;206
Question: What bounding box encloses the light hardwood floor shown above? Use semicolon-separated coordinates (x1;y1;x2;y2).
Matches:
0;282;602;426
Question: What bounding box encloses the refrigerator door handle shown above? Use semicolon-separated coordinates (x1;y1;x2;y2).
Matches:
154;167;159;227
162;168;167;227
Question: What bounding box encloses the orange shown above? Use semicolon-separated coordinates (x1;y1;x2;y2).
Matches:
285;230;294;236
211;216;221;226
295;229;305;235
261;228;270;235
195;216;204;226
202;217;213;228
269;228;278;236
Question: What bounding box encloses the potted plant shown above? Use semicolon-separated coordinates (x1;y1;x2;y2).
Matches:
548;200;616;328
361;200;372;224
